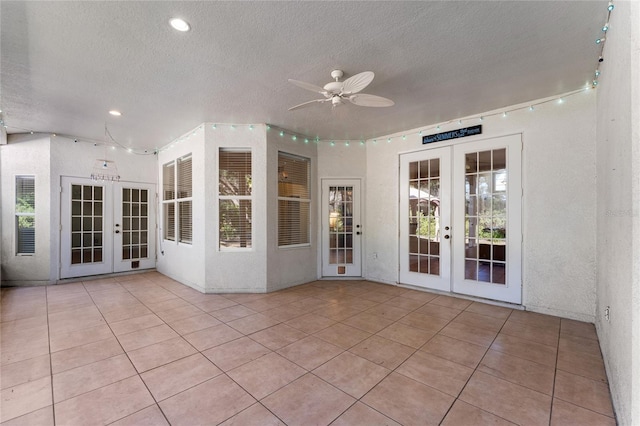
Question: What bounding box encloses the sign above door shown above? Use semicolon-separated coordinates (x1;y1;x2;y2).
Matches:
422;125;482;145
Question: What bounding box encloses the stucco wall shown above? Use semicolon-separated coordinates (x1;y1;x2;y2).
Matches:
1;134;157;285
317;143;367;278
359;91;597;321
156;127;206;291
0;135;51;285
595;2;640;424
49;135;157;282
266;128;318;291
203;124;268;293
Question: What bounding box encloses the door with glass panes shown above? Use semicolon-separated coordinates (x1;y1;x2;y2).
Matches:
322;179;362;277
60;177;156;279
399;134;522;304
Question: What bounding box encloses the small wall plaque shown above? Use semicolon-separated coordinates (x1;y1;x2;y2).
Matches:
422;125;482;144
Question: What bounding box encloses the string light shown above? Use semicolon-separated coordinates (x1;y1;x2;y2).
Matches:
592;1;613;87
330;141;335;146
345;141;350;147
529;106;534;111
211;124;217;129
502;112;508;118
292;135;297;141
279;131;284;137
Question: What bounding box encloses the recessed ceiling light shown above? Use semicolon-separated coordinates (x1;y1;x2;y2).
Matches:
170;18;190;32
109;110;122;116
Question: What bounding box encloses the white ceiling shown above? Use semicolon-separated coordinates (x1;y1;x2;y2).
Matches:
1;1;606;150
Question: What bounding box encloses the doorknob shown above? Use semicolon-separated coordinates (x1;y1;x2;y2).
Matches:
445;226;450;231
115;230;120;234
444;235;450;239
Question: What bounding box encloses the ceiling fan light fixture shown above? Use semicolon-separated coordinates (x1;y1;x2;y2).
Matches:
169;18;191;32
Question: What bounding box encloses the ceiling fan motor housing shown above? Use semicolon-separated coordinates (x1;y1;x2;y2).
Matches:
324;81;343;93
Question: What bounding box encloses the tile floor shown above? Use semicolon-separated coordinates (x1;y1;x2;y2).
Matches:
0;272;616;425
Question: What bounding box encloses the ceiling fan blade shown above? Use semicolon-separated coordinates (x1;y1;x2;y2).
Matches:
288;99;328;111
347;93;395;107
341;71;374;95
288;79;327;95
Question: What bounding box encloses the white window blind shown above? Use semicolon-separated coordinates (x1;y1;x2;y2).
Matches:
162;154;192;244
278;152;310;247
177;155;193;243
16;176;35;255
163;163;175;200
219;149;252;249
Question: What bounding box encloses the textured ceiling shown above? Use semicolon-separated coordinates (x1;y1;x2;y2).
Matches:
1;1;606;150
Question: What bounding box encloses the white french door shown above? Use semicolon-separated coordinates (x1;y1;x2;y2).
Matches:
60;177;156;279
322;179;362;277
399;134;522;304
399;147;452;291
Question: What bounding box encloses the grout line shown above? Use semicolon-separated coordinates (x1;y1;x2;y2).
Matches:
83;278;173;426
45;287;57;426
7;278;611;426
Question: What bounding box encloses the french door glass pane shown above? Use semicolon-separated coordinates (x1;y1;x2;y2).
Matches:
464;149;507;284
408;159;440;275
328;186;354;265
70;184;103;264
122;188;149;260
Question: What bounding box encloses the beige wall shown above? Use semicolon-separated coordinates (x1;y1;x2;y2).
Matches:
595;2;640;424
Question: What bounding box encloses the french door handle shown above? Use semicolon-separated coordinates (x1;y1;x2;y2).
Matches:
115;230;120;234
444;234;450;239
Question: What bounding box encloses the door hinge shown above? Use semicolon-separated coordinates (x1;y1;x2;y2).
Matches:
59;224;62;231
59;186;63;193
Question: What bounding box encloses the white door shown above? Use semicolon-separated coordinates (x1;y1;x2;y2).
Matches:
322;179;362;277
399;134;522;304
399;147;452;292
113;184;156;273
60;177;156;279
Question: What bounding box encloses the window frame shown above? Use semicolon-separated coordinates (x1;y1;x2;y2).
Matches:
15;175;36;256
277;152;311;248
162;154;193;245
218;148;253;251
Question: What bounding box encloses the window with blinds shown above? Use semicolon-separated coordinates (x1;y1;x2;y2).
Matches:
219;149;252;249
162;154;193;244
15;176;35;255
278;152;310;247
177;156;192;243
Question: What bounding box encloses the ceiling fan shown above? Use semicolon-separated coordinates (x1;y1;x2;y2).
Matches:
288;70;394;111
